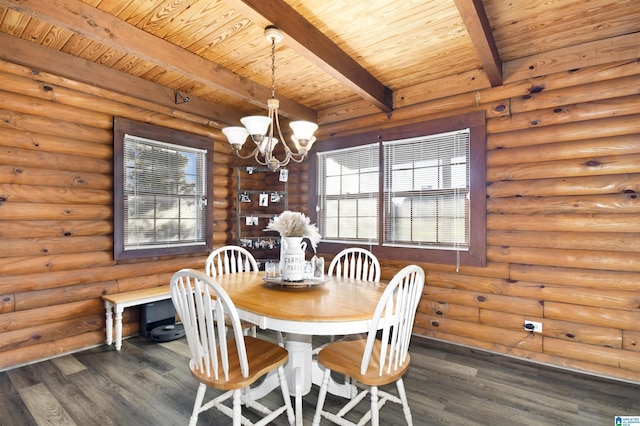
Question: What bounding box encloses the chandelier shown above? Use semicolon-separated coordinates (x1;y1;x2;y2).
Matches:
222;26;318;171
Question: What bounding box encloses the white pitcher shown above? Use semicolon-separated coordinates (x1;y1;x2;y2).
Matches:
281;237;307;281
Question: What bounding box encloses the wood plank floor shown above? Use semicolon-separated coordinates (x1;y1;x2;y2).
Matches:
0;332;638;425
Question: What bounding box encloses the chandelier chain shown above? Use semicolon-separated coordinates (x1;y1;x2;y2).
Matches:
271;37;276;99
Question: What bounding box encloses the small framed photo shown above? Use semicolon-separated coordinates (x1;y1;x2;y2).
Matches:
239;193;251;203
270;192;282;203
259;193;269;206
279;168;288;182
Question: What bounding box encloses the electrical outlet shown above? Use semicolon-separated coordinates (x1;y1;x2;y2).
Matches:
524;320;542;333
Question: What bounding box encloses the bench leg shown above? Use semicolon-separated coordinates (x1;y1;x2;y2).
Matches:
114;306;124;351
104;301;114;346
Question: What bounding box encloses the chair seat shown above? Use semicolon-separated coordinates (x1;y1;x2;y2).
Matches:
190;336;289;391
317;338;410;387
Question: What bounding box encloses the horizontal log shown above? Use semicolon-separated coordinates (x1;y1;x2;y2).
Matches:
623;330;640;353
0;146;112;174
0;52;236;132
393;69;491;109
0;127;112;159
418;300;480;322
487;245;640;273
317;99;382;125
0;299;103;332
0;330;104;371
510;264;640;291
116;272;175;293
0;314;103;351
423;286;543;317
0;88;112;129
543;337;640;372
0;236;112;258
479;310;623;348
488;213;640;233
0;256;205;293
15;280;118;311
487;173;640;198
0;109;112;144
488;230;640;253
509;75;640;116
488;114;640;150
0;251;114;276
544;302;640;332
487;193;640;215
0;184;112;205
487;134;640;167
0;294;14;314
0;220;112;239
504;32;640;83
420;316;541;352
0;202;111;221
490;94;640;135
0;165;112;189
488;152;640;182
417;332;640;383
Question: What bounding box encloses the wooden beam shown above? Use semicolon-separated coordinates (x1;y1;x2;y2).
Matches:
0;33;242;128
0;0;315;122
225;0;393;113
454;0;503;86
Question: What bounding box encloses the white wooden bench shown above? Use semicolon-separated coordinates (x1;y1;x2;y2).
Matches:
102;286;171;351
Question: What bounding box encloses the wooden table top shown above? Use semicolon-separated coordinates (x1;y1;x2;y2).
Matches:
214;271;386;323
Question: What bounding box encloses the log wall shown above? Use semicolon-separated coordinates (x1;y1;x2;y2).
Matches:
1;35;640;385
289;55;640;383
0;59;239;369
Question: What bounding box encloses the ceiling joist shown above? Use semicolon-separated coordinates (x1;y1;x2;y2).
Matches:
0;0;315;121
225;0;394;113
454;0;502;86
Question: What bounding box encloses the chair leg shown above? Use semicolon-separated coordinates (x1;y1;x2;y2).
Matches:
189;383;207;426
277;365;296;425
370;385;380;426
312;368;332;426
396;378;413;425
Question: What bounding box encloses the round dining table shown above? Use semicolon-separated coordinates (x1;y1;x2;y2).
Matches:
214;271;387;425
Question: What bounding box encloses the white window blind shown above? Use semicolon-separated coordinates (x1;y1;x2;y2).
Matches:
317;143;379;243
383;129;470;250
123;134;207;251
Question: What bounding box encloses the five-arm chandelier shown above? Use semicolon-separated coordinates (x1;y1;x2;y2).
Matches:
222;26;318;171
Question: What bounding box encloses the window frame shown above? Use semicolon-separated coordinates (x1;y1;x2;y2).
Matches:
113;117;214;260
308;111;486;267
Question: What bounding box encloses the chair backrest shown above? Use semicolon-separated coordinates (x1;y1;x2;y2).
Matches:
205;245;259;278
327;248;381;282
361;264;425;376
170;269;249;380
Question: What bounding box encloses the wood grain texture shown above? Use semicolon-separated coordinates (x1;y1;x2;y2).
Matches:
1;335;638;425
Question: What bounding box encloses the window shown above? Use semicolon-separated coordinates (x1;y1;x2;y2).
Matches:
317;143;379;242
310;111;485;267
114;118;214;260
383;129;470;250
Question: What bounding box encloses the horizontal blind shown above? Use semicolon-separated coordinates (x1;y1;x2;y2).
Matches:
383;129;470;250
317;143;379;243
123;134;207;250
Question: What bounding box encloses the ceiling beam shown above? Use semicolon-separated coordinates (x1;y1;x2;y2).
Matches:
454;0;503;86
0;32;243;128
225;0;394;113
0;0;315;122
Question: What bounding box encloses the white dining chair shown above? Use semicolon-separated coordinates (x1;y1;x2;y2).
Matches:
315;248;381;355
312;264;425;426
170;269;295;426
327;247;381;283
205;245;284;345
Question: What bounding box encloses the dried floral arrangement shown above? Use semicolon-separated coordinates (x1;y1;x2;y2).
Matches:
265;210;321;251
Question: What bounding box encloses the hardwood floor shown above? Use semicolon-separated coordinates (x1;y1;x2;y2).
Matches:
1;332;638;425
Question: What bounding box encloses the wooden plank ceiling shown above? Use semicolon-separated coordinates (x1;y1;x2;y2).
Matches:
0;0;638;127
